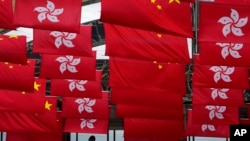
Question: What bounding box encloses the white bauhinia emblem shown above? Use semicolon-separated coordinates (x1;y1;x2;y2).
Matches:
50;31;76;48
216;43;243;59
34;1;64;22
205;105;226;120
218;9;248;37
210;88;229;100
80;118;97;129
67;79;88;92
55;55;80;74
75;98;96;114
201;124;216;132
209;66;234;83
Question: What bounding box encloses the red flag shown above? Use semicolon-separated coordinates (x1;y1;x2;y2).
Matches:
186;109;230;138
0;35;27;64
104;23;191;64
192;64;249;89
109;57;186;93
192;87;244;106
240;118;250;125
13;0;82;32
124;118;185;138
116;104;184;120
0;60;35;92
200;0;250;6
32;78;47;95
111;87;184;108
33;25;93;57
0;0;16;29
43;96;58;118
198;42;250;67
0;90;45;114
199;3;250;43
50;70;102;98
61;94;109;119
192;105;239;125
39;54;96;80
63;118;108;134
100;0;193;37
6;132;63;141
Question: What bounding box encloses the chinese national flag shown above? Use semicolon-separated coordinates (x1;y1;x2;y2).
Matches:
0;0;15;29
100;0;193;38
200;0;250;6
104;23;191;64
192;87;244;106
192;105;239;125
192;64;249;89
13;0;82;32
124;118;185;138
109;57;186;94
32;78;47;95
43;96;58;117
186;109;230;138
63;118;108;134
61;94;109;119
0;90;46;114
50;70;102;98
39;54;96;80
0;60;35;92
6;132;63;141
116;104;184;120
198;42;250;67
111;87;184;108
33;25;93;57
0;35;27;64
199;3;250;43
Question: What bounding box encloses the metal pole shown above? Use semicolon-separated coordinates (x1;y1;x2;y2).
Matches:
76;133;78;141
113;130;116;141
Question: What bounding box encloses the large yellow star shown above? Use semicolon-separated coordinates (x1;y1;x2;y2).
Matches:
150;0;156;3
34;81;41;91
169;0;180;4
8;35;18;39
45;100;52;111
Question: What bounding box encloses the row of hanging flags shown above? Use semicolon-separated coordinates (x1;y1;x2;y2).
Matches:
0;0;250;140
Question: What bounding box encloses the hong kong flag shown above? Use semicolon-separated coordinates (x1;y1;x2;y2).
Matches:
192;87;244;106
39;54;96;80
33;25;93;57
192;64;249;89
199;3;250;43
13;0;82;32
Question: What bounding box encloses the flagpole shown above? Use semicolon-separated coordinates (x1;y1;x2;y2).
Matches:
193;0;199;54
76;133;78;141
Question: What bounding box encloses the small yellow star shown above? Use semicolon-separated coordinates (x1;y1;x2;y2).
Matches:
34;81;41;91
153;61;157;64
21;91;26;95
45;100;52;111
8;35;18;39
158;64;163;69
150;0;156;3
156;4;162;10
0;38;3;40
157;33;162;38
169;0;180;4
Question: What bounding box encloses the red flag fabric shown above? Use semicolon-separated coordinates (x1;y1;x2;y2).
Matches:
116;104;184;120
33;25;93;57
186;109;230;138
240;118;250;125
61;94;109;119
100;0;193;37
198;42;250;67
109;57;186;94
43;96;58;117
6;132;63;141
39;54;96;80
200;0;250;6
63;118;108;134
0;90;45;114
0;0;15;29
50;70;102;98
199;3;250;43
192;64;249;89
0;60;35;92
192;105;239;125
192;87;244;106
0;35;27;64
111;87;184;107
13;0;82;32
124;118;185;138
104;23;191;64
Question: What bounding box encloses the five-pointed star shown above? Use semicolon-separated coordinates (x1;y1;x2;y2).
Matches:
156;4;162;10
158;64;163;69
150;0;156;3
34;81;41;91
0;38;3;40
8;35;18;39
169;0;181;4
45;100;52;111
157;33;162;38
